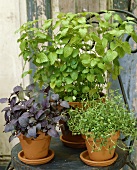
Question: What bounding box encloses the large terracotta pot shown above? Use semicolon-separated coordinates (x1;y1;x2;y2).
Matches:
82;131;120;161
18;132;51;160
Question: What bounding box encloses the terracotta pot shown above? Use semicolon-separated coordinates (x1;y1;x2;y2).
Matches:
59;102;86;148
59;119;85;143
82;131;120;161
18;132;51;160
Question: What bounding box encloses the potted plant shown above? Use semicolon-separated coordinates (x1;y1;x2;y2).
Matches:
16;10;137;146
0;83;69;165
67;90;137;166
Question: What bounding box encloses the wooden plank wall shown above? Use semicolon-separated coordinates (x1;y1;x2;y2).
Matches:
58;0;111;13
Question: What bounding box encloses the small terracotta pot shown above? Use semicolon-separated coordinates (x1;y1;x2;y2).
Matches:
82;131;120;161
18;132;51;160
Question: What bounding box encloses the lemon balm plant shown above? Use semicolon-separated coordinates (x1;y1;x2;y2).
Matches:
17;11;137;102
67;91;137;161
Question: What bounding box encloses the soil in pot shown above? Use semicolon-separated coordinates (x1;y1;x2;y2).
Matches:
18;131;51;160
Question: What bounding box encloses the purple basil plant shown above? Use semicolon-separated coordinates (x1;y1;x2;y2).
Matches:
0;84;70;142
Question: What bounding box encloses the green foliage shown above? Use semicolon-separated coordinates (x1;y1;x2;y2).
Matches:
17;11;137;101
67;91;137;151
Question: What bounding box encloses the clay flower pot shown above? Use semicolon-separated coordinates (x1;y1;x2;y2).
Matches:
18;132;51;160
60;102;86;148
82;131;120;161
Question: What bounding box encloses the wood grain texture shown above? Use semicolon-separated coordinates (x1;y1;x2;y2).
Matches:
59;0;75;13
58;0;109;13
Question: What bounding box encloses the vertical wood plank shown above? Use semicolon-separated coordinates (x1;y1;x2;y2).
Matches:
59;0;75;13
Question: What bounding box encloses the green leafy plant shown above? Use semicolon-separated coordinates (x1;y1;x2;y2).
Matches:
17;11;137;101
67;90;137;151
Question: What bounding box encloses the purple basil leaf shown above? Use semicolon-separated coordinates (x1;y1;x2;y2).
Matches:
51;94;59;101
41;120;48;127
24;98;34;107
21;112;30;118
48;128;59;137
60;101;70;108
5;110;11;121
10;119;18;125
28;126;36;138
13;86;23;93
30;103;38;113
36;123;41;131
53;116;61;123
2;107;10;112
42;97;50;109
39;113;46;120
29;117;36;124
10;97;16;107
26;84;35;91
35;110;44;120
4;123;15;132
0;98;8;103
9;134;15;142
18;117;29;127
12;105;25;112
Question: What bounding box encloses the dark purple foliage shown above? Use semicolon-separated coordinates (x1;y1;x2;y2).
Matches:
0;83;70;142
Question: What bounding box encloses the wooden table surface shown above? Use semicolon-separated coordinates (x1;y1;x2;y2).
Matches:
11;137;128;170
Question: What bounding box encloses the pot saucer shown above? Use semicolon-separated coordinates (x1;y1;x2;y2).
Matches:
18;149;54;165
80;150;118;167
60;135;86;148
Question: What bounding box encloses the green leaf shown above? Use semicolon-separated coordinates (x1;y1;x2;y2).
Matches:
20;40;26;51
90;59;97;67
60;64;67;72
64;45;73;58
82;86;90;93
72;49;79;58
64;96;73;102
56;48;63;54
22;69;32;78
61;28;69;37
77;17;86;24
79;28;87;38
36;32;47;39
125;25;133;33
91;34;102;43
131;32;137;42
115;47;125;58
43;19;52;29
87;74;95;82
69;36;81;44
113;14;122;23
122;41;131;54
98;63;105;70
103;50;118;63
110;42;118;50
82;68;89;73
36;53;48;63
97;74;105;83
48;52;57;65
50;82;55;89
70;71;78;80
104;12;112;21
102;38;108;48
95;43;104;56
55;79;62;87
65;77;73;84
